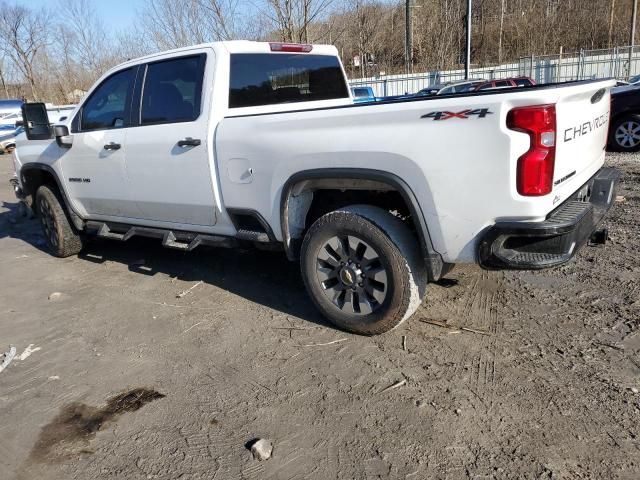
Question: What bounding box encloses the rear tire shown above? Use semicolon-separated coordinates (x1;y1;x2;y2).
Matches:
609;114;640;152
35;185;83;257
300;205;427;335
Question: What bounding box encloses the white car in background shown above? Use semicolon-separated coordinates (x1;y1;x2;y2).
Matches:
0;125;21;154
0;111;22;127
47;105;76;123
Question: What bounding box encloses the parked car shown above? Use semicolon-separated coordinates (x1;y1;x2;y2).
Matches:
14;41;618;335
350;86;376;103
628;74;640;85
414;83;452;97
0;111;22;127
0;98;23;116
436;79;484;95
47;105;76;123
470;76;537;92
0;125;22;154
608;84;640;151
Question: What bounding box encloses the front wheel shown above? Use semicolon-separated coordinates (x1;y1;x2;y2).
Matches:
35;185;84;257
300;205;427;335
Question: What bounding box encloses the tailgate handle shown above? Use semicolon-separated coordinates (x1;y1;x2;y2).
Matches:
591;89;605;104
177;137;201;148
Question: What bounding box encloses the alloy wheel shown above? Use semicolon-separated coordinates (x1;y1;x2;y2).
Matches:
315;235;388;315
615;120;640;148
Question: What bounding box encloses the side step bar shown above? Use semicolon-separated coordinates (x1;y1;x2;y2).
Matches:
86;221;236;251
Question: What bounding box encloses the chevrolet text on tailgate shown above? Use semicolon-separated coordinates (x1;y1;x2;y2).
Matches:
12;41;619;335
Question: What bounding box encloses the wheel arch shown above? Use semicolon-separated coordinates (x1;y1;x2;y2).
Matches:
280;168;446;281
20;163;84;230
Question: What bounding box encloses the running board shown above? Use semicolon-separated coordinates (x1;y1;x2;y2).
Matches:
235;229;271;242
85;221;235;251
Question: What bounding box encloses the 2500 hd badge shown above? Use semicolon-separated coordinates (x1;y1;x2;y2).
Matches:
563;113;609;142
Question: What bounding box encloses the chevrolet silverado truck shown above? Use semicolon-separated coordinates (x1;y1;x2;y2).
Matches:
12;41;619;335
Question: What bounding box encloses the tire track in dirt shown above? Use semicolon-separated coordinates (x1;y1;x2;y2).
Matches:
433;268;505;409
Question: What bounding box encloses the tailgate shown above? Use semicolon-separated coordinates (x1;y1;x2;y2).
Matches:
554;82;612;187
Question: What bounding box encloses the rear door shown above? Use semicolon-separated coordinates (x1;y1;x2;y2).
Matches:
124;52;217;226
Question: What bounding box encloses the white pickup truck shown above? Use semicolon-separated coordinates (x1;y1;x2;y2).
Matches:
12;41;618;335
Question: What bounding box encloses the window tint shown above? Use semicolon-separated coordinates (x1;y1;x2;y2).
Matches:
515;78;532;86
81;68;134;131
495;80;511;87
141;55;205;125
353;88;370;98
229;53;349;108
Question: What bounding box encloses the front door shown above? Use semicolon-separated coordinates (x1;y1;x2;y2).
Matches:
124;52;217;227
62;67;139;219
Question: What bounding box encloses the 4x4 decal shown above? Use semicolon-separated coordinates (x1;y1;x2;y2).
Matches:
421;108;493;121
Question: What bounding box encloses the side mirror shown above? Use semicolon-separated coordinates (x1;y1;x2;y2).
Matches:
53;125;73;148
21;103;52;140
15;120;24;128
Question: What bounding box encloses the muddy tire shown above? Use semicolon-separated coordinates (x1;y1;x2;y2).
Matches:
300;205;427;335
609;114;640;152
35;185;83;257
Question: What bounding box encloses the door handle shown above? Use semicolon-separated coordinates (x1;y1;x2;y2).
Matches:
104;142;121;151
177;137;201;147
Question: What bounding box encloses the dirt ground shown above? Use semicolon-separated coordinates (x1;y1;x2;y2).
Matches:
1;152;639;480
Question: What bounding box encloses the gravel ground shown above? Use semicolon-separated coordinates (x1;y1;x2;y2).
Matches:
0;152;639;480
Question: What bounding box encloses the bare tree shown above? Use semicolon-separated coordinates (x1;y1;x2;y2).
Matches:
0;3;50;100
0;53;10;98
61;0;113;73
263;0;335;42
139;0;243;50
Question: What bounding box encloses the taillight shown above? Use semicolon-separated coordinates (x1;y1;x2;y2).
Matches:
507;104;556;196
269;43;313;53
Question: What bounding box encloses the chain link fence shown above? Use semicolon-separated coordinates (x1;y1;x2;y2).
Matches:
349;46;640;97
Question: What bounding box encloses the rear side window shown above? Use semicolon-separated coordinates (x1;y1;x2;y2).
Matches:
495;80;511;87
515;78;532;86
229;53;349;108
141;54;205;125
81;68;134;131
352;88;370;98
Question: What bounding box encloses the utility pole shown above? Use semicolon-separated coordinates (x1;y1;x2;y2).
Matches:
465;0;472;79
629;0;639;77
405;0;412;73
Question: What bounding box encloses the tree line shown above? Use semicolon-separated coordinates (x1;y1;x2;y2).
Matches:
0;0;637;103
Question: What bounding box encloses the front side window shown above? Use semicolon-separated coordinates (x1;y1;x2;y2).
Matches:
140;55;205;125
515;78;532;86
81;68;134;131
229;53;349;108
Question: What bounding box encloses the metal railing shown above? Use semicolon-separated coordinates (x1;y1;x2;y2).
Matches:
349;45;640;97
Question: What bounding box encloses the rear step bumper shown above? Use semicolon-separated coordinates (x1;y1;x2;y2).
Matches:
478;167;620;270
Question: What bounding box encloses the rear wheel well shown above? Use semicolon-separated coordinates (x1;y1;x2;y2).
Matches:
282;172;448;281
285;178;419;255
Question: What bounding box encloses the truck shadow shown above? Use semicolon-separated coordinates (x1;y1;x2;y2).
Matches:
0;200;332;329
79;237;332;328
0;201;50;252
